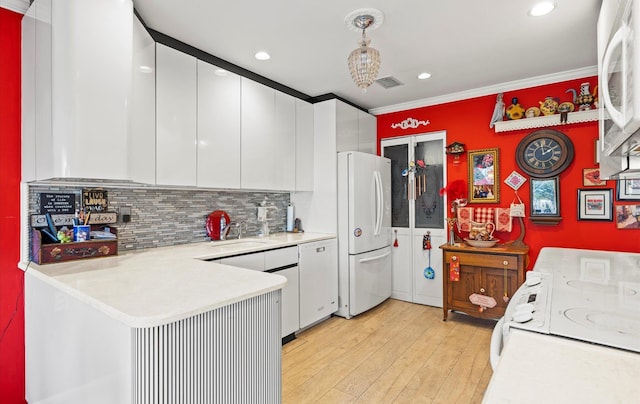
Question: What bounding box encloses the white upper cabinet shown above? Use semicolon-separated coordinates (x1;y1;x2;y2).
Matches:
358;110;377;154
335;100;377;154
129;16;156;184
241;78;296;191
295;99;314;191
336;101;359;152
22;0;133;181
156;43;197;186
274;91;296;191
197;61;241;188
241;78;275;190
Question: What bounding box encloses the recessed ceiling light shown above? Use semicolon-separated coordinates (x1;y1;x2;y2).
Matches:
529;1;555;17
255;51;271;60
417;72;432;80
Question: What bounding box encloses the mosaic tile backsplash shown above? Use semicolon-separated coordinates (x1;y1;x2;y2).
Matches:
29;183;290;252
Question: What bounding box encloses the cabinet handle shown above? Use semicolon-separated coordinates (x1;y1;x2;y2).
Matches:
503;260;508;266
316;247;325;253
480;288;485;293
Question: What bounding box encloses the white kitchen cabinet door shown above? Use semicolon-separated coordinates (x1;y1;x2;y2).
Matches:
382;132;447;307
156;43;197;186
336;100;359;152
197;61;241;188
295;99;314;191
128;16;156;184
390;229;413;301
298;239;338;328
219;251;265;271
241;78;276;190
412;232;446;307
358;110;377;154
23;0;133;181
277;266;300;337
274;91;296;191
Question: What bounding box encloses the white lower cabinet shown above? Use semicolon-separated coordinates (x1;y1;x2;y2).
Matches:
219;246;300;338
276;266;300;337
298;239;338;328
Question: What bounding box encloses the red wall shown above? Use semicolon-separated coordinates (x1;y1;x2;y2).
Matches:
0;7;26;404
378;77;639;268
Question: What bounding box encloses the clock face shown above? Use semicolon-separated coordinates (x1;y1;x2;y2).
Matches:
516;129;574;178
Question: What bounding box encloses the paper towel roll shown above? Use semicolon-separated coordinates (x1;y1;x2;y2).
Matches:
286;204;295;232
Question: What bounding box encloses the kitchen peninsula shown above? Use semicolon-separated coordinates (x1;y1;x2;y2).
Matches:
24;232;334;404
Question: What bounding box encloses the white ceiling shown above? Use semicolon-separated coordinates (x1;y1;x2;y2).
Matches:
134;0;602;114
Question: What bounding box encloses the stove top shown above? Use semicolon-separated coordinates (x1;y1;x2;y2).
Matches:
506;248;640;353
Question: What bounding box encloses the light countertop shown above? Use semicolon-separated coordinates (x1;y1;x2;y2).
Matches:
24;232;335;328
483;329;640;403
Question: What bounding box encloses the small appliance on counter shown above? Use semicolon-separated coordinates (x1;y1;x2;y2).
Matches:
206;210;230;240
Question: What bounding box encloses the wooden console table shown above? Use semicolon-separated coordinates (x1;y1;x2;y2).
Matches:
440;243;528;321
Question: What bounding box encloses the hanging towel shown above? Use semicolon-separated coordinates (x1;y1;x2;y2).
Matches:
457;207;474;232
474;207;494;224
495;207;513;232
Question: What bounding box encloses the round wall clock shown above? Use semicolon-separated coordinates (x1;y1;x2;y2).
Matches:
515;129;575;178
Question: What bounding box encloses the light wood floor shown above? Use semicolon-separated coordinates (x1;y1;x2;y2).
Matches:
282;299;497;404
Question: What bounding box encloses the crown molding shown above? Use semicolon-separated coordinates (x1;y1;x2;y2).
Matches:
369;66;598;116
0;0;30;14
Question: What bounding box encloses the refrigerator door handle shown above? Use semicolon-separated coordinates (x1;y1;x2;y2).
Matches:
358;250;391;264
374;171;383;236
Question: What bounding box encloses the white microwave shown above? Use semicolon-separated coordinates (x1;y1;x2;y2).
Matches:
598;0;640;178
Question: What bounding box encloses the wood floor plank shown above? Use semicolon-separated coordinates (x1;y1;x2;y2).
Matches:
282;299;495;404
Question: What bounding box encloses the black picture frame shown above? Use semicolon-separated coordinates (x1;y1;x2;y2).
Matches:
616;179;640;201
529;176;562;224
578;188;613;221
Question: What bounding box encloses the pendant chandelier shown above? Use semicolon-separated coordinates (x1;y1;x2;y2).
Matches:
345;9;384;92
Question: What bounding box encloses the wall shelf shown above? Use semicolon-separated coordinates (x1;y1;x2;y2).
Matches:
494;109;599;133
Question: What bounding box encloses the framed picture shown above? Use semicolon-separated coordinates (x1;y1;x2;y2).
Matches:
468;148;500;203
577;188;613;221
583;168;606;186
617;179;640;201
530;176;561;224
615;204;640;229
504;170;527;191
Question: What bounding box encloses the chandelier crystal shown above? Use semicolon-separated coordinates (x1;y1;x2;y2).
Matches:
346;13;382;92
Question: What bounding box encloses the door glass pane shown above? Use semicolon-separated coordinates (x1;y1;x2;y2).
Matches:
414;139;444;229
383;143;409;228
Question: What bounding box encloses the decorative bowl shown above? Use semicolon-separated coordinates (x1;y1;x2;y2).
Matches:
464;238;500;248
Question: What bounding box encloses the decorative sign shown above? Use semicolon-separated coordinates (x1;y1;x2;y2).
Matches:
469;293;497;308
391;117;431;130
39;193;76;214
83;189;108;212
504;170;527;191
31;212;117;227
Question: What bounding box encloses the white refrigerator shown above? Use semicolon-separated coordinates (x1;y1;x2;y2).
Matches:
336;151;392;319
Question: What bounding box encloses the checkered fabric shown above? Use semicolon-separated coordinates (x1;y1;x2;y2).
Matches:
457;207;474;232
474;208;494;224
494;207;512;232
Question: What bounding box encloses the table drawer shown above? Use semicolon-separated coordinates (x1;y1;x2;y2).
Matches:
444;251;518;270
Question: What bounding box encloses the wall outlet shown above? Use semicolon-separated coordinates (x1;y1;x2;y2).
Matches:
257;206;267;222
120;206;131;223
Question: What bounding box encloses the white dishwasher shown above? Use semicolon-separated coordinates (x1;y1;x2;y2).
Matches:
298;239;338;328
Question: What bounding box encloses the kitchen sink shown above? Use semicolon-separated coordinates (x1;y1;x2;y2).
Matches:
210;240;270;249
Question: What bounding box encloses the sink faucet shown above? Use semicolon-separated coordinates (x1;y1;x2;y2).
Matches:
220;222;243;240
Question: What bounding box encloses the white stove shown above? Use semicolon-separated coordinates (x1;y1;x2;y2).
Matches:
493;248;640;368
